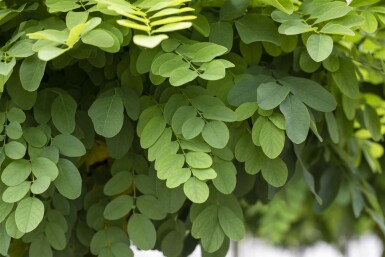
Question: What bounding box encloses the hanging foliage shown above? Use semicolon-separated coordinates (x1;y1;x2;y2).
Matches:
1;0;385;256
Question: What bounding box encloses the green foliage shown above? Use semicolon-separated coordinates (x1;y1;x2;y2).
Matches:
1;0;385;256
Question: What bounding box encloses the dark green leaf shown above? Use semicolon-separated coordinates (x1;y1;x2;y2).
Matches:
51;93;77;134
127;214;156;250
261;157;288;187
235;14;280;45
19;55;46;92
279;76;337;112
52;134;86;157
54;159;82;199
279;95;310;144
257;81;290;110
88;92;124;138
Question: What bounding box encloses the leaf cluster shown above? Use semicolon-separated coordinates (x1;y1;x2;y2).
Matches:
1;0;385;257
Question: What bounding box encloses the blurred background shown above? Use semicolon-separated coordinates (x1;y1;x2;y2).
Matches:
132;233;383;257
133;170;385;257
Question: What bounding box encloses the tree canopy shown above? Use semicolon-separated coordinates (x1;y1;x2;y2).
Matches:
1;0;385;256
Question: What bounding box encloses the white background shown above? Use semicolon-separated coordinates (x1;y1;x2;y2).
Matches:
132;234;383;257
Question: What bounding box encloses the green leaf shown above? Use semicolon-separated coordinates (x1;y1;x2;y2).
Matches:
364;104;382;141
331;58;359;99
19;55;46;92
228;74;274;106
212;160;236;194
188;43;228;63
52;134;86;157
6;121;22;139
148;129;172;161
186;152;212;169
31;157;58;181
262;0;293;14
261;157;288;187
279;95;310;144
360;10;378;33
199;60;226;81
259;121;285;159
38;46;69;61
23;127;48;147
235;102;258;121
133;34;169;48
51;93;77;134
1;160;31;186
309;1;352;24
136;195;167;220
45;222;67;250
235;14;280;45
245;148;265;175
251;116;269;146
7;107;26;123
182;117;205;139
88;92;124;138
209;22;233;51
325;112;340;143
54;159;82;199
0;58;15;77
4;141;26;160
104;171;133;196
152;21;193;33
202;121;229;149
323;54;340;72
0;202;13;223
313;167;341;212
2;181;30;203
192;14;210;37
6;73;37;110
90;226;129;255
158;56;189;77
183;177;209;203
279;76;337;112
217;206;245;241
82;29;115;48
33;89;55;124
127;214;156;250
306;34;333;62
257;81;290;109
140;116;166;149
106;118;134;159
166;168;191;188
15;197;44;233
278;20;313;35
66;11;88;29
6;212;24;239
31;176;51;194
118;86;140;120
169;67;198;86
161;231;184;257
104;195;133;220
171;106;197;134
192;168;217;180
137;48;161;74
29;235;52;257
191;205;218;238
156;153;185;180
109;243;134;257
191;205;224;252
153;22;193;33
220;0;249;20
152;53;178;75
236;135;256;162
320;23;354;36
